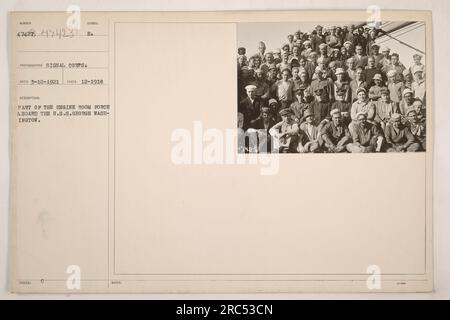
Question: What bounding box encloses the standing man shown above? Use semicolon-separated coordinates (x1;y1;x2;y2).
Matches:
409;54;425;77
403;69;413;89
271;68;295;109
386;70;403;104
310;66;333;102
237;47;247;60
332;87;352;126
353;45;368;68
382;53;405;83
311;25;325;53
368;73;385;101
261;52;277;74
266;66;278;87
289;45;302;64
277;52;292;73
290;89;310;122
255;41;267;63
349;66;367;102
370;44;384;67
318;43;330;66
379;46;391;68
309;86;332;124
287;34;295;52
363;56;383;86
238;84;265;130
301;40;313;58
326;26;341;49
411;65;426;104
250;68;270;101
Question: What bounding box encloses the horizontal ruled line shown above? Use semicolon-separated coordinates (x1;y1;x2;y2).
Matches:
17;50;108;53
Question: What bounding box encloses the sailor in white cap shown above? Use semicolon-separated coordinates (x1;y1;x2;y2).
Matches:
343;40;353;50
398;88;415;115
368;73;385;101
239;84;265;130
318;43;329;63
409;53;425;78
245;84;257;92
252;68;271;100
411;64;426;103
402;68;413;89
333;67;350;102
379;46;391;68
335;67;345;76
386;69;403;104
316;56;329;73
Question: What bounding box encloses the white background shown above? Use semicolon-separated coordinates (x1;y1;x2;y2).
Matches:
0;0;449;299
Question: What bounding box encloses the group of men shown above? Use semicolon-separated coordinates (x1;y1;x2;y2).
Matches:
237;24;426;153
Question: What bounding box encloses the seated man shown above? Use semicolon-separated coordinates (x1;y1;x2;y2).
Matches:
405;107;426;151
349;87;376;136
374;87;399;131
298;109;323;153
384;113;421;152
346;112;384;153
321;109;351;153
248;106;277;153
269;108;300;153
412;98;426;122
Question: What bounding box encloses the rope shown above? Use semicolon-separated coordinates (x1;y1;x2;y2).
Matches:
376;26;425;55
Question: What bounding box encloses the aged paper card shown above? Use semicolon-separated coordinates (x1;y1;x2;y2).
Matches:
9;10;433;293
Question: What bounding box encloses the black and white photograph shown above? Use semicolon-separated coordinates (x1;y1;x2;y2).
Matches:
237;21;426;153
